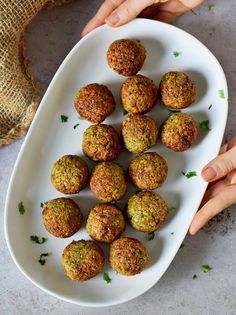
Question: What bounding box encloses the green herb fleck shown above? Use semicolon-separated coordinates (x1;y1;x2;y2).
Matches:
168;109;181;113
182;171;197;178
218;89;225;99
201;264;212;273
103;272;112;283
78;116;85;120
147;232;155;241
171;232;174;235
135;39;141;43
30;235;48;244
193;274;197;279
73;123;80;129
199;120;211;131
208;3;214;10
61;115;68;123
180;243;185;249
135;189;142;194
38;253;49;266
173;51;181;58
18;201;26;215
168;206;176;213
40;201;48;208
208;104;213;110
123;109;128;115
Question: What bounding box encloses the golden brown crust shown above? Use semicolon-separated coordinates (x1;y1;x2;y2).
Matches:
74;84;115;123
109;237;149;276
107;39;146;76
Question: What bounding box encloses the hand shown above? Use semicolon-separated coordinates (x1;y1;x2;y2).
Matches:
81;0;204;36
189;136;236;235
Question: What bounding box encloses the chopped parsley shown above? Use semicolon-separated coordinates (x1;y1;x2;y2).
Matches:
168;206;176;213
182;171;197;178
38;253;49;265
168;109;181;113
147;232;155;241
193;274;198;279
18;201;26;215
208;3;214;10
30;235;48;244
123;109;128;115
135;39;141;43
171;232;174;235
60;115;68;123
135;189;142;194
218;89;225;99
103;272;112;283
173;51;181;58
40;201;48;208
208;104;213;110
201;264;212;273
73;123;80;129
199;120;211;131
180;243;185;249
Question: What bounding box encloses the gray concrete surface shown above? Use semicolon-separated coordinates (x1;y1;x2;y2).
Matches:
1;0;236;314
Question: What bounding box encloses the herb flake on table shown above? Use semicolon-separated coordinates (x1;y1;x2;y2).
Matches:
168;206;176;213
73;123;80;129
60;115;68;123
173;51;181;58
199;120;211;131
103;272;112;284
38;253;49;266
40;201;48;208
123;109;128;115
208;104;213;110
168;109;181;113
171;232;174;235
182;171;197;178
218;89;225;99
147;232;155;241
208;3;214;10
18;201;26;215
193;274;198;279
30;235;48;244
201;264;212;273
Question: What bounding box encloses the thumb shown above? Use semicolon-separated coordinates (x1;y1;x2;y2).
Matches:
106;0;167;27
202;146;236;182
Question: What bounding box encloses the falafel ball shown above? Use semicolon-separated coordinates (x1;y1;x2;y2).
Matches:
42;198;83;238
160;71;196;109
160;112;198;152
107;39;146;76
74;83;116;123
62;240;104;281
120;75;158;114
109;237;149;276
122;114;158;154
127;191;168;233
51;155;89;194
86;203;126;243
129;152;168;190
82;124;121;162
90;162;127;202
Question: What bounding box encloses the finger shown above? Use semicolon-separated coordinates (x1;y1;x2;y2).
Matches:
81;0;125;36
106;0;163;27
201;146;236;182
200;178;229;207
189;184;236;235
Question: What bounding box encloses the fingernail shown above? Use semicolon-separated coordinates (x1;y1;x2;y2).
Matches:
106;12;120;26
202;167;217;181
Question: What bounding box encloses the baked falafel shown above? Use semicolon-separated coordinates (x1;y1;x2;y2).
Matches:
74;83;115;123
107;39;146;76
42;198;83;238
51;155;89;194
90;162;127;202
160;112;198;152
86;203;126;243
122;114;158;154
62;240;104;281
160;71;196;109
120;75;158;114
109;237;149;276
129;152;168;190
82;124;121;162
127;191;168;233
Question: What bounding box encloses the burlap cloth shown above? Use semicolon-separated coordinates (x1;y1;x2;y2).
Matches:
0;0;73;146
